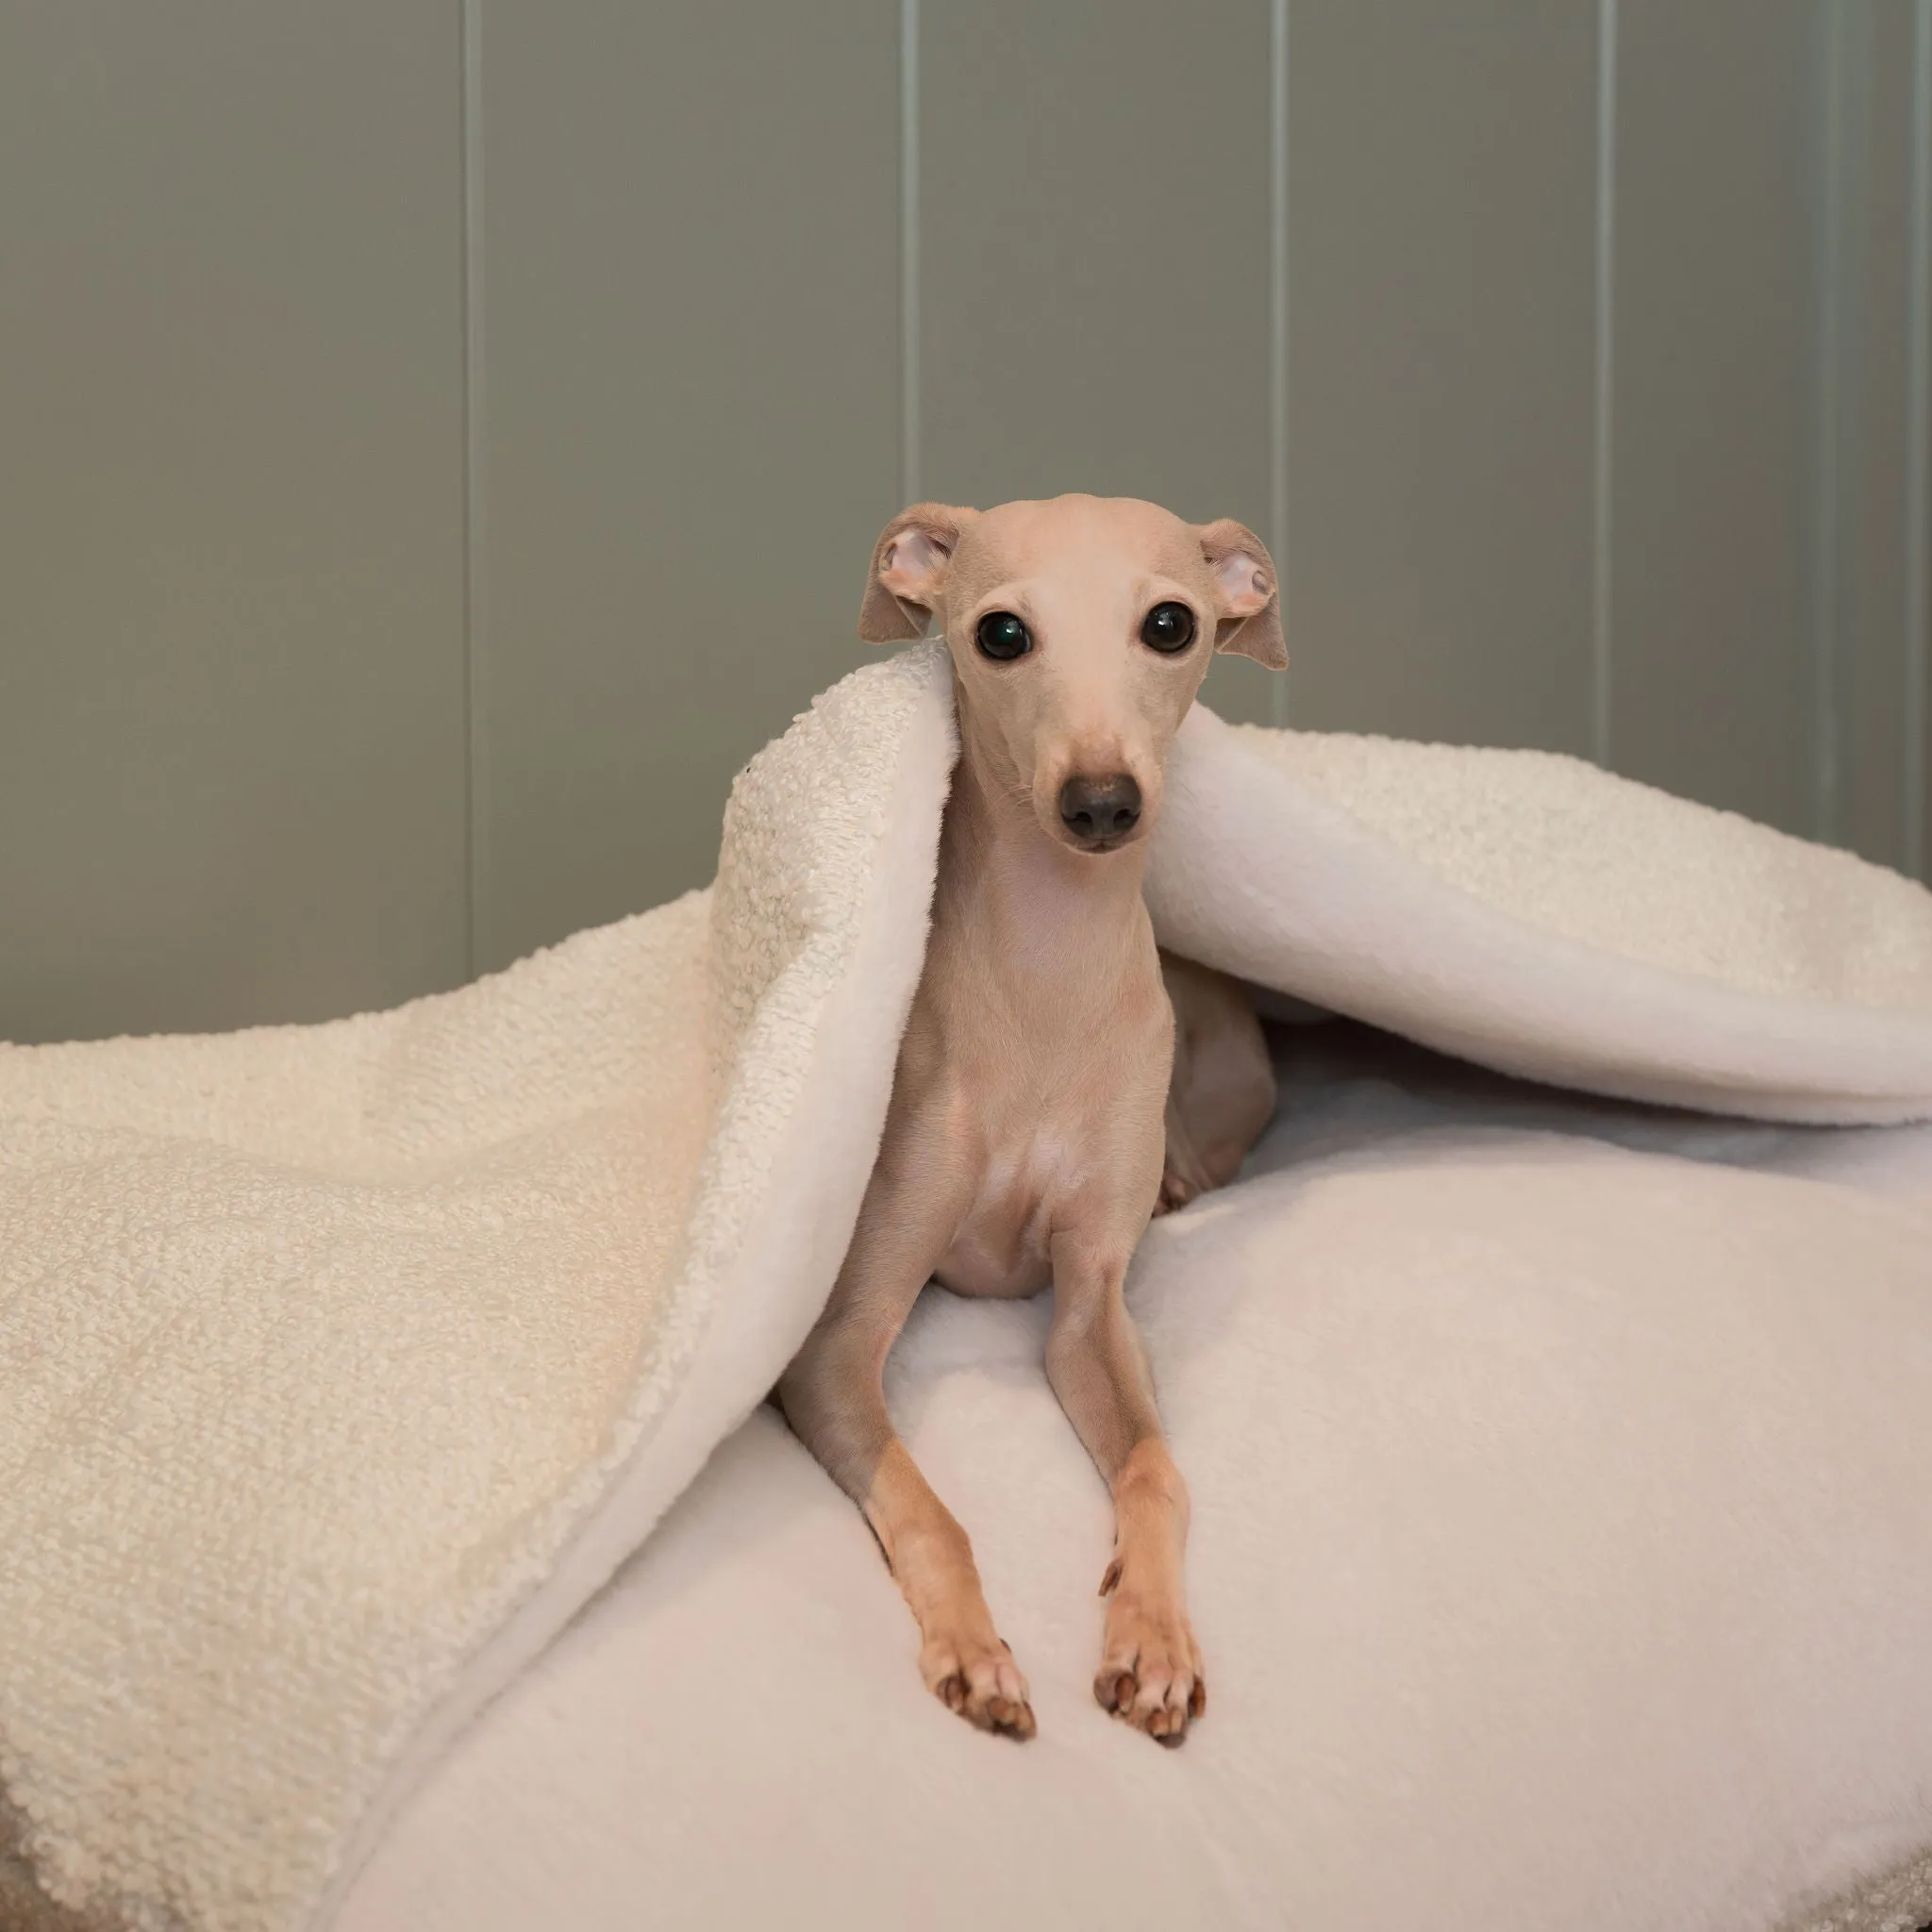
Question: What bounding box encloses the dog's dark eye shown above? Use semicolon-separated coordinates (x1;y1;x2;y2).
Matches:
1140;601;1196;653
974;610;1032;662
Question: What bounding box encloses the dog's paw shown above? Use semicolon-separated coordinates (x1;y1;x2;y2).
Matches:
1094;1567;1205;1746
920;1629;1036;1740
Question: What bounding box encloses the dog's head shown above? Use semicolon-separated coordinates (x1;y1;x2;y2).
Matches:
858;493;1284;855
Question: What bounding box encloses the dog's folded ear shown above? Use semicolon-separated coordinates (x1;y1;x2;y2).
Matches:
859;503;977;643
1196;519;1287;670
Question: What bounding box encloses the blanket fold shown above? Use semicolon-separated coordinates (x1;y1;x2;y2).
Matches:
2;639;1929;1932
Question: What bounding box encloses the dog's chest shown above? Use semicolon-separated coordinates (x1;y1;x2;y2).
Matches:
930;1050;1164;1301
933;1122;1091;1299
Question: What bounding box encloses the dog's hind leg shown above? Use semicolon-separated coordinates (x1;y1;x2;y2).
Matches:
1157;951;1276;1214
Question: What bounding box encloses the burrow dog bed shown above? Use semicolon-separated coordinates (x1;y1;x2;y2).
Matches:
4;641;1931;1931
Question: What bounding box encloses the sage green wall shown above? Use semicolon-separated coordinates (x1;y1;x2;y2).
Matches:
3;1;1929;1043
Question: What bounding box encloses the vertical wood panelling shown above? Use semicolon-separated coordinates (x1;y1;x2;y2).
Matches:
473;0;901;970
1283;0;1599;755
1;6;1924;1044
919;0;1277;725
0;3;468;1043
1610;0;1813;834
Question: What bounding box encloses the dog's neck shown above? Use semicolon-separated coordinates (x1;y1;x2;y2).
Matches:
934;713;1155;993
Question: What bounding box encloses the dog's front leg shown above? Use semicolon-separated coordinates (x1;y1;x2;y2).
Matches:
1045;1228;1204;1744
778;1151;1036;1740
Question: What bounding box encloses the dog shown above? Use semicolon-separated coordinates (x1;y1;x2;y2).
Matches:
778;492;1283;1746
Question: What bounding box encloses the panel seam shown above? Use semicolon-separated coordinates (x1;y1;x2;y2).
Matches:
460;0;487;976
1907;0;1932;878
899;0;921;508
1591;0;1619;770
1270;0;1291;730
1811;0;1850;849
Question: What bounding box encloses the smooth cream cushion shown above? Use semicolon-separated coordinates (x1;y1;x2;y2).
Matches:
337;1028;1932;1932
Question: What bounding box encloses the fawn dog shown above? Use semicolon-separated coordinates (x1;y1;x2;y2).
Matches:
779;493;1282;1745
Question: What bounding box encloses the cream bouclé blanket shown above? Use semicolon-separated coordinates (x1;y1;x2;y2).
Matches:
4;641;1932;1932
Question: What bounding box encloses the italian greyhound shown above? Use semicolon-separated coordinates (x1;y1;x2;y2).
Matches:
778;493;1283;1746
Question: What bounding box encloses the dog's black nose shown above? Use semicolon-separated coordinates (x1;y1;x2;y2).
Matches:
1058;773;1142;846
